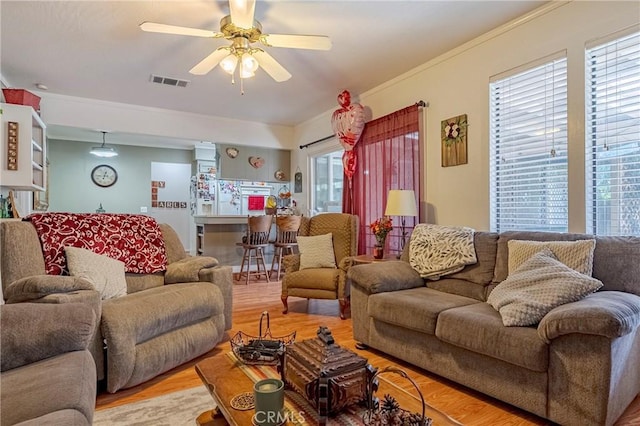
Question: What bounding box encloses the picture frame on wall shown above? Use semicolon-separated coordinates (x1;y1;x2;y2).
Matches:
294;169;303;193
441;114;468;167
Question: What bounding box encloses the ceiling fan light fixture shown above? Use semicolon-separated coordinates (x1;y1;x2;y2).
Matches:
240;68;256;79
220;54;238;74
241;53;259;73
90;131;118;158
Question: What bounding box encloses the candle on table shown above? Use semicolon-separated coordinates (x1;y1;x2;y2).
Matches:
258;383;277;391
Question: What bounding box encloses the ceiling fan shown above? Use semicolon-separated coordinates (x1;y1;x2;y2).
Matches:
140;0;331;85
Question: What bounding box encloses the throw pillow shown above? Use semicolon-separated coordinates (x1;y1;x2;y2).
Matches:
65;246;127;300
297;233;337;270
507;239;596;277
487;248;603;326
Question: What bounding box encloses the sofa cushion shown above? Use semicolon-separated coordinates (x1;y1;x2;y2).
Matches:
436;302;549;372
447;231;499;286
426;278;487;301
283;268;339;292
369;287;479;335
487;249;603;326
297;233;337;269
493;231;595;283
65;247;127;299
125;273;165;294
593;235;640;295
0;351;96;426
507;239;596;276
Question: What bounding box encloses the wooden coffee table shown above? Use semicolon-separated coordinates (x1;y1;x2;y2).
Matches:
195;351;462;425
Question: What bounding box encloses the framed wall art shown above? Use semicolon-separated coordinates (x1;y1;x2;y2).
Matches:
294;168;303;193
441;114;468;167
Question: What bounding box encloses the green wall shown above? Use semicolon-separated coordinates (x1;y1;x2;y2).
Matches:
48;139;192;213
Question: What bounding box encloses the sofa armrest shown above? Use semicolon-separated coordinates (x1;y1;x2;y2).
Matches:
283;254;301;274
0;302;96;372
538;291;640;343
199;265;233;330
338;256;356;272
4;275;95;303
347;261;424;295
165;256;218;284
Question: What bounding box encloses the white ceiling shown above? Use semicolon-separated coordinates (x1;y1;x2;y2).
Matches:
1;0;548;145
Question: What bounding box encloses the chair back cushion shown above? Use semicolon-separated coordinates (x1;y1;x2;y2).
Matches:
246;215;273;245
275;215;302;244
309;213;358;263
159;224;188;264
0;221;47;294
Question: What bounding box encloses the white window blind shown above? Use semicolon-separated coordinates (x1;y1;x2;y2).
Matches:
490;56;568;232
586;30;640;236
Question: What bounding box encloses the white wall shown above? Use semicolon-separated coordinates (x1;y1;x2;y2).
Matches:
293;1;640;232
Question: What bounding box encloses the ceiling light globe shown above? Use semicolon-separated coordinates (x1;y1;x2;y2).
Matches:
240;69;256;79
220;54;238;74
241;54;259;73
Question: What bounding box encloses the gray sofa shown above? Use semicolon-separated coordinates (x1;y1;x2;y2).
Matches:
0;219;233;393
348;230;640;426
1;302;97;425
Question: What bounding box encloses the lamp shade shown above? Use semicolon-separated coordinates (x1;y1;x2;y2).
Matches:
90;131;118;158
384;190;417;217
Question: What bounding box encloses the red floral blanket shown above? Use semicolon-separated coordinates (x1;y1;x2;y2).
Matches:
27;213;168;275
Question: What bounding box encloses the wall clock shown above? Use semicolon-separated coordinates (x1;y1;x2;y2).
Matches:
91;164;118;188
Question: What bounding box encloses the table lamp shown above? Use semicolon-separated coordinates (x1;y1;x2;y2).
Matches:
384;189;418;253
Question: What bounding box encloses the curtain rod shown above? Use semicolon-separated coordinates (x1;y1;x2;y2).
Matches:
299;100;427;149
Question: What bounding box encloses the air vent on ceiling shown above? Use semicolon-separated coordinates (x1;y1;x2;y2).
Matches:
150;74;190;88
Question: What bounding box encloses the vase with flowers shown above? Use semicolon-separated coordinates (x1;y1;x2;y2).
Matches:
369;216;393;259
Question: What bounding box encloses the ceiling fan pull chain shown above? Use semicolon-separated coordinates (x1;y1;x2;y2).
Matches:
240;60;245;95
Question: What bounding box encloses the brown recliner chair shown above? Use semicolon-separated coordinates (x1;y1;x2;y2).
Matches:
280;213;358;319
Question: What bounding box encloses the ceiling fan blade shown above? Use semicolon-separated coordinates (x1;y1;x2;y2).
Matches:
229;0;256;29
189;48;229;75
140;22;222;38
252;50;291;82
261;34;332;50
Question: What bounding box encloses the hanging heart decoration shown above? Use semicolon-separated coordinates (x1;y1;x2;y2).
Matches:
248;156;265;169
331;90;365;180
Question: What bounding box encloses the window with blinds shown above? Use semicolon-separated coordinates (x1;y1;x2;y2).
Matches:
586;30;640;236
489;55;568;232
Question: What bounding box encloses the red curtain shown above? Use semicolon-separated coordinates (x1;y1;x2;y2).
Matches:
343;104;421;255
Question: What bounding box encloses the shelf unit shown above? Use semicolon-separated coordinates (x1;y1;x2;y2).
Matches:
0;103;47;191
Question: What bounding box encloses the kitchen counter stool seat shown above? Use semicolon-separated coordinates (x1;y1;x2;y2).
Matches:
270;215;302;280
236;215;272;285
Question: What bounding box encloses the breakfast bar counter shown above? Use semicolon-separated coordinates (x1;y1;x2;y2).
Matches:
194;215;248;267
194;215;276;268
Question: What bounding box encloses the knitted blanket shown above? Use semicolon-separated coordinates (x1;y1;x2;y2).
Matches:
409;224;477;280
27;213;167;275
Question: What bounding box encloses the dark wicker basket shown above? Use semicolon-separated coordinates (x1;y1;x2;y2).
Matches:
363;366;432;426
230;311;296;365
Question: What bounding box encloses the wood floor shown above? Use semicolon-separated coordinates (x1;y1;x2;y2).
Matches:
96;279;640;425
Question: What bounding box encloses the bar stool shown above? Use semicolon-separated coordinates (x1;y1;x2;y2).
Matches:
237;215;273;285
270;215;302;280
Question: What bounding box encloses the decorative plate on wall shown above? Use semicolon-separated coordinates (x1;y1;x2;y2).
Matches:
274;170;286;181
248;156;265;169
226;147;239;158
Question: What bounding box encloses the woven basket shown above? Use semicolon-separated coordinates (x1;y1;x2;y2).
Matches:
362;366;432;426
230;311;295;365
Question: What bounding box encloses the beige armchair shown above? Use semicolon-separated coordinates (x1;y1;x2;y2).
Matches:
281;213;358;319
